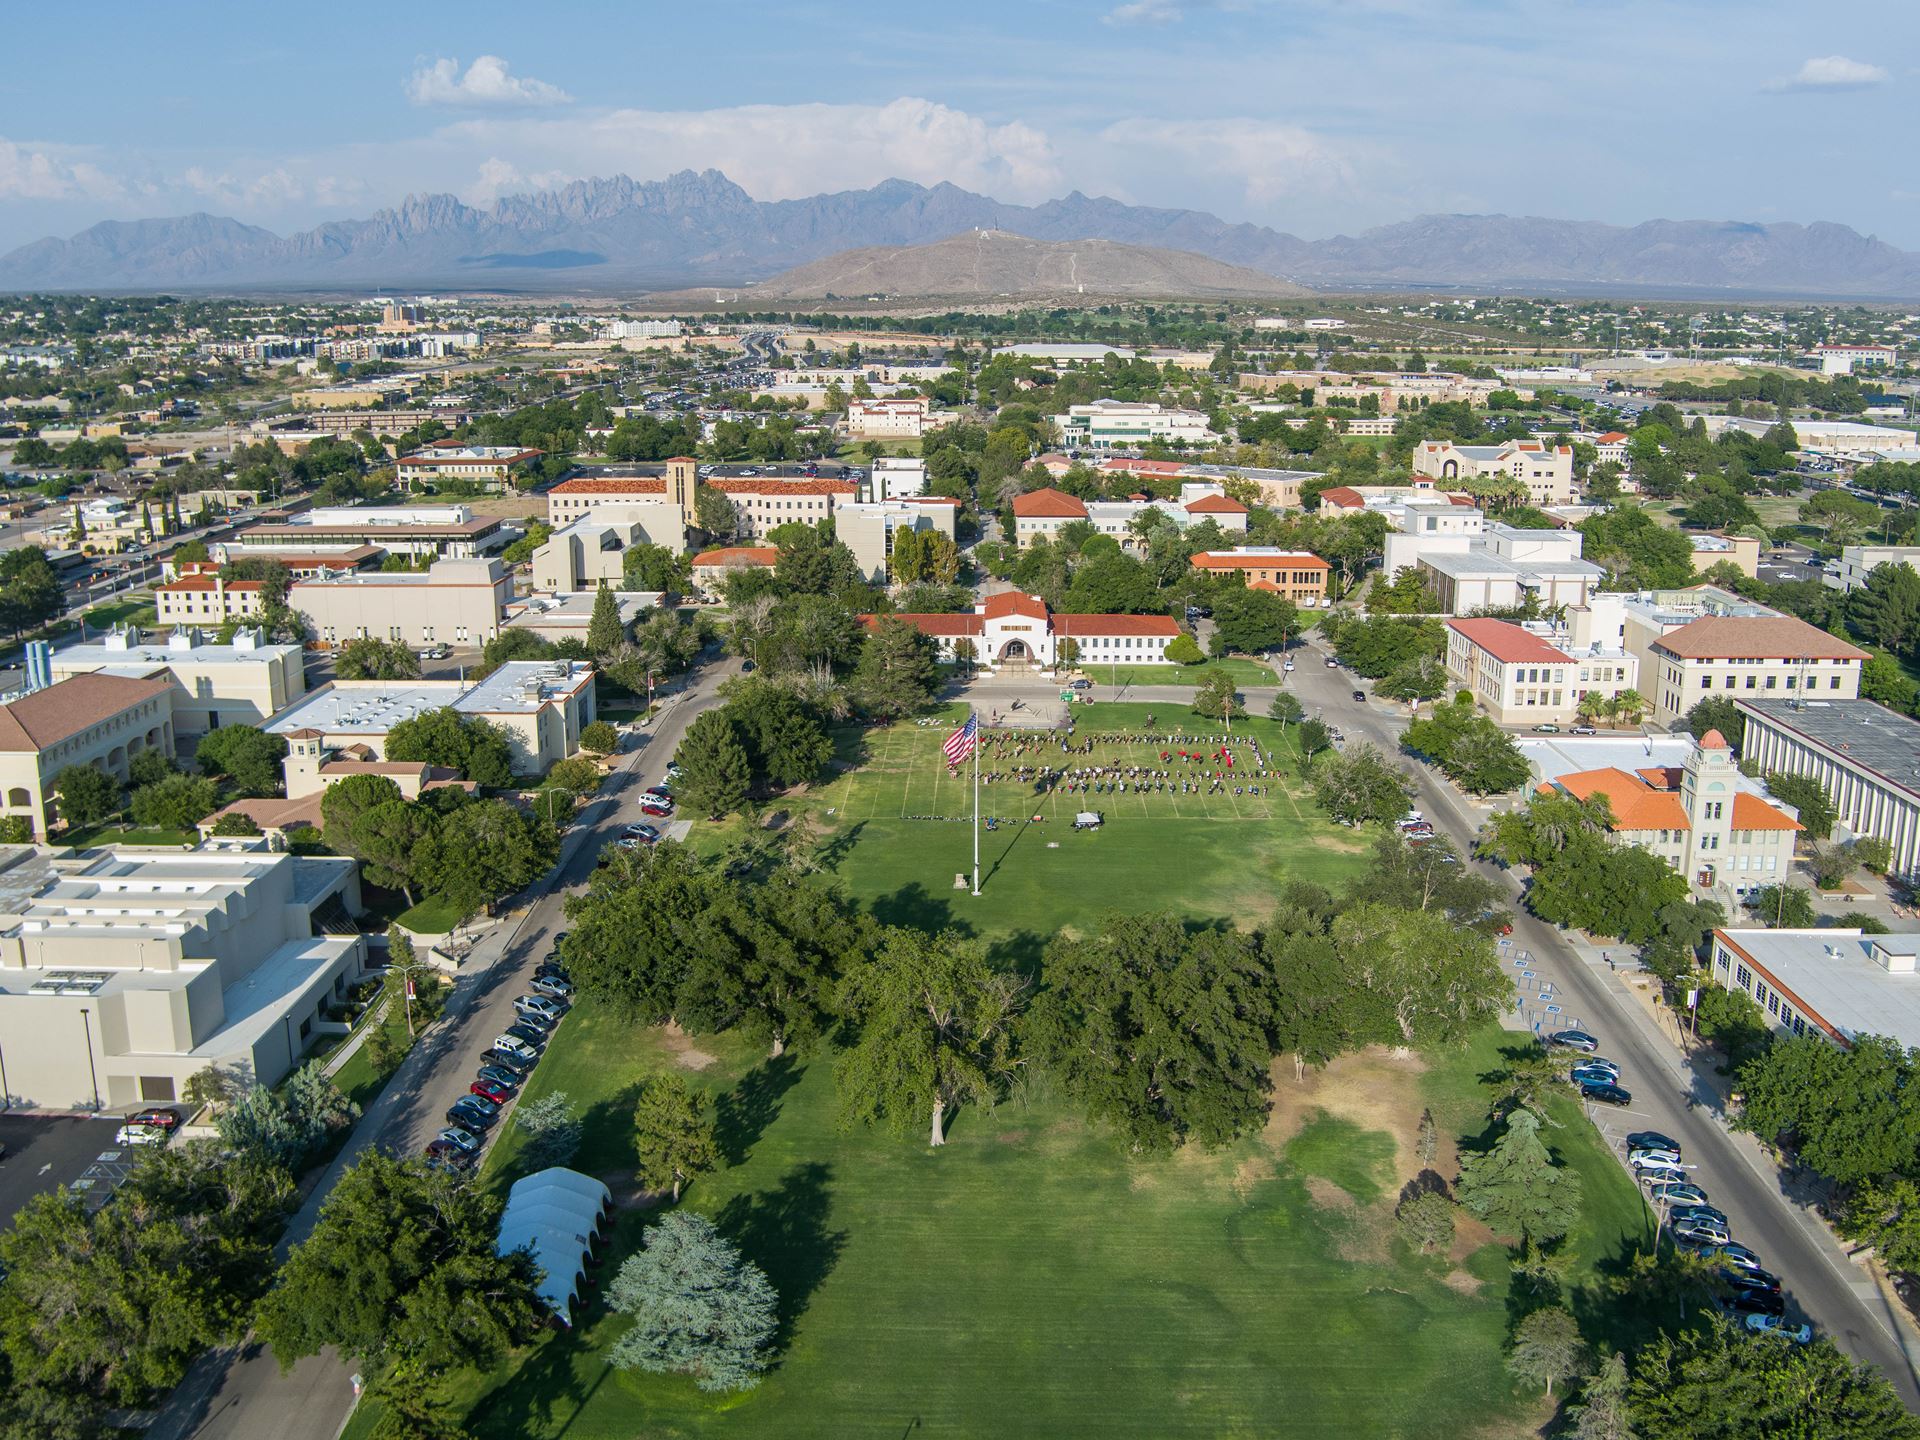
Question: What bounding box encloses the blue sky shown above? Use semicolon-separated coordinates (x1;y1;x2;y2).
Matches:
1;0;1916;252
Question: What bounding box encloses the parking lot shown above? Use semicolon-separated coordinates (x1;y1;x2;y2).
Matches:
0;1112;133;1218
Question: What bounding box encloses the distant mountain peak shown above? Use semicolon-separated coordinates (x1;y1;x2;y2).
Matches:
2;169;1917;297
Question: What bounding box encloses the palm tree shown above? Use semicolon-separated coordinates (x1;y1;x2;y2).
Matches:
1576;692;1609;725
1610;689;1650;729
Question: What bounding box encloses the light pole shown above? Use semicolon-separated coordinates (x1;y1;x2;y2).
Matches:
78;1008;101;1111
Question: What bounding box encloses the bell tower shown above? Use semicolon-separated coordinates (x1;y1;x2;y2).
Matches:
666;456;699;525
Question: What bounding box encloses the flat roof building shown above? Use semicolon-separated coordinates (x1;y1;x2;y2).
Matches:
0;847;366;1110
1710;927;1920;1049
292;558;512;650
397;442;542;493
504;591;657;645
49;626;306;739
266;660;596;774
229;505;511;560
1736;697;1920;881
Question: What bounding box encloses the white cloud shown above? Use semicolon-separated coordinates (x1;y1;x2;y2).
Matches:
439;97;1064;204
1768;55;1888;92
466;157;574;205
0;137;121;201
1105;0;1186;23
406;56;572;109
1094;117;1358;206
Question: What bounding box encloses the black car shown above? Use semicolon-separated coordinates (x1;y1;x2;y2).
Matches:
1578;1079;1632;1106
1628;1130;1682;1154
1726;1289;1786;1318
1351;690;1366;702
485;1047;536;1077
446;1096;499;1131
503;1022;548;1050
536;959;570;981
1724;1268;1782;1296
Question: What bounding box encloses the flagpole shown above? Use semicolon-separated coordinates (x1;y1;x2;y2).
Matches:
971;705;981;896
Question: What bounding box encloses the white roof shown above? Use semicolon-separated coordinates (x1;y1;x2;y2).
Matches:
497;1168;610;1319
1718;927;1920;1048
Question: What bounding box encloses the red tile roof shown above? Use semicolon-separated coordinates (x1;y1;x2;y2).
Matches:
1099;458;1186;476
1549;767;1691;832
981;591;1050;622
1596;431;1628;443
1652;616;1869;662
712;478;855;497
1184;493;1248;514
1317;486;1367;509
156;576;265;592
1053;613;1181;637
692;546;778;567
0;672;174;752
1011;487;1089;519
551;477;667;495
1734;792;1802;832
864;612;984;638
1446;617;1573;666
1190;550;1328;572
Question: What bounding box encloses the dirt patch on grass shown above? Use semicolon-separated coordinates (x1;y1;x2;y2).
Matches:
658;1021;717;1072
1305;1176;1357;1214
1228;1156;1273;1201
1265;1046;1433;1186
1442;1268;1484;1297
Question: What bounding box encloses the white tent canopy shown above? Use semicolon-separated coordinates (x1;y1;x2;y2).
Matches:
497;1167;613;1321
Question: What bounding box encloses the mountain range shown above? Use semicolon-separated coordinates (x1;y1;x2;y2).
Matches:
4;169;1920;298
697;230;1311;301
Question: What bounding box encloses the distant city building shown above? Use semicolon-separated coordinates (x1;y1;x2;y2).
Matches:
397;441;544;493
867;456;929;500
845;397;931;439
1060;400;1217;453
1823;545;1920;594
1412;439;1575;507
226;505;512;560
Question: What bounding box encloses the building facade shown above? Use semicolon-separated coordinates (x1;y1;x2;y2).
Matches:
1710;927;1920;1049
292;558;512;649
1645;615;1866;729
690;546;777;597
397;442;543;493
1060;400;1217;452
876;591;1182;670
153;564;269;627
49;627;306;738
1010;484;1248;548
0;673;176;840
1445;617;1639;726
846;397;931;439
0;848;366;1110
1411;440;1575;506
1823;546;1920;594
1189;549;1330;604
227;505;510;560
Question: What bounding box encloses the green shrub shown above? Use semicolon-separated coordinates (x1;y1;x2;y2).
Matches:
1163;633;1205;665
580;720;621;755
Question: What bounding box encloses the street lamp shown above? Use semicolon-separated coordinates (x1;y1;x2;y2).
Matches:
78;1007;101;1111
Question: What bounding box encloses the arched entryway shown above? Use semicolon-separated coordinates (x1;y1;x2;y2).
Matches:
996;638;1034;669
1441;459;1459;479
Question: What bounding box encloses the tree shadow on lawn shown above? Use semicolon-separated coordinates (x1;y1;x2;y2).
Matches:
715;1055;803;1167
465;1332;609;1440
717;1160;847;1353
870;881;977;937
815;819;867;874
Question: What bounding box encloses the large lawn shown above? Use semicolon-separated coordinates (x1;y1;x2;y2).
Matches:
692;703;1368;937
390;1012;1647;1440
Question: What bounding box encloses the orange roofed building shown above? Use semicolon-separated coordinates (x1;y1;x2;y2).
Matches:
868;591;1182;671
1190;548;1330;605
1537;728;1801;897
1009;482;1248;549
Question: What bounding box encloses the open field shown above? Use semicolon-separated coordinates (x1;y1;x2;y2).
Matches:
694;703;1364;937
1085;657;1277;686
365;1012;1650;1440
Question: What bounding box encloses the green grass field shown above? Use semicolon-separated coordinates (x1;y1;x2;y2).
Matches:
1087;657;1277;686
694;703;1367;937
365;1010;1648;1440
397;893;466;934
58;822;197;850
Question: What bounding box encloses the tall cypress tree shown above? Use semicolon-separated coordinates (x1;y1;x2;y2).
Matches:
586;582;625;657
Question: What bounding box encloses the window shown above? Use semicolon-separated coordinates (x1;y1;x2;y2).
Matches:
1704;801;1723;820
1832;675;1843;689
1735;963;1751;987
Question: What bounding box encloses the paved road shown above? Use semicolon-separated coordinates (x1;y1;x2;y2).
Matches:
152;655;740;1440
968;652;1920;1404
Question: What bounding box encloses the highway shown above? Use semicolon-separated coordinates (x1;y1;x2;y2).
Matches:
151;652;740;1440
976;652;1920;1404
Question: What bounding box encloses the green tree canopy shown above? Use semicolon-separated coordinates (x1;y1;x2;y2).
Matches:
606;1211;778;1393
195;724;289;796
334;637;421;681
632;1074;720;1202
384;707;514;786
1455;1106;1584;1243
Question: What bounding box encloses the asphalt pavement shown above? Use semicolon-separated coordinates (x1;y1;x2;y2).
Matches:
150;653;740;1440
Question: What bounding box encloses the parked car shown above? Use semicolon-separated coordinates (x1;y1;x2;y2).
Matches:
1710;1243;1767;1274
115;1123;168;1147
435;1126;482;1154
642;787;673;805
1546;1029;1599;1053
1727;1288;1787;1318
639;798;674;817
1578;1079;1632;1106
621;822;660;844
1669;1216;1730;1245
1571;724;1598;736
530;975;574;1000
418;644;451;660
424;1138;475;1169
493;1035;539;1062
1648;1182;1709;1207
1351;689;1366;702
1671;1203;1729;1230
471;1079;515;1105
517;993;564;1022
1628;1130;1682;1154
1532;723;1561;733
1630;1148;1684;1170
483;1049;535;1078
1571;1058;1621;1080
447;1095;500;1130
664;763;683;781
1639;1165;1689;1189
128;1107;182;1131
1724;1267;1781;1296
503;1021;549;1049
1282;659;1295;673
1744;1313;1811;1343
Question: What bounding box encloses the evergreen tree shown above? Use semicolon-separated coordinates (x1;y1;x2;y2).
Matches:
1567;1352;1637;1440
1508;1305;1588;1397
674;711;753;819
849;616;940;719
632;1074;720;1202
1455;1107;1583;1243
606;1211;777;1392
586;582;626;656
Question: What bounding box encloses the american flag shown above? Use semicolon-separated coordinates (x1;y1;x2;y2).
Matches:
943;714;978;766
